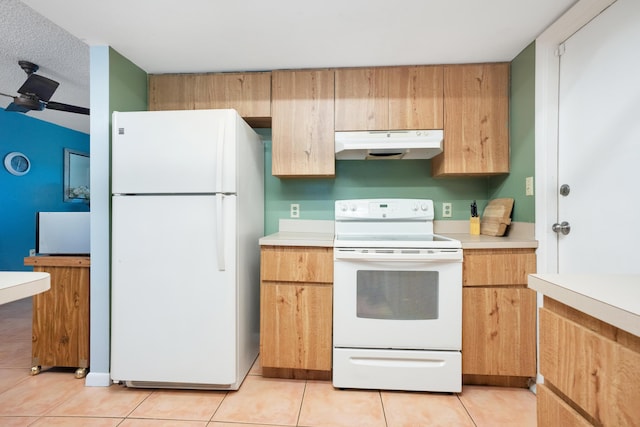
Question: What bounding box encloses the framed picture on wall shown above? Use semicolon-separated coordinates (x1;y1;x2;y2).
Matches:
64;148;90;202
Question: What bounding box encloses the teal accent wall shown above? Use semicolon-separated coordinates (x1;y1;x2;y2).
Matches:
259;128;488;235
0;111;89;271
489;42;536;222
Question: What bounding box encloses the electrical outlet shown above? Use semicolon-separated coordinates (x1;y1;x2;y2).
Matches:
442;202;452;218
525;176;534;196
29;248;35;256
290;203;300;218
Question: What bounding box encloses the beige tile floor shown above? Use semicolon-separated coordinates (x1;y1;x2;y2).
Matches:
0;297;537;426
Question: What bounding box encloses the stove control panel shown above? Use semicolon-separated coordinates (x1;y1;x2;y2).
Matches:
335;199;434;220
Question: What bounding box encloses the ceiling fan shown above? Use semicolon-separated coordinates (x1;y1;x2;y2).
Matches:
0;60;89;115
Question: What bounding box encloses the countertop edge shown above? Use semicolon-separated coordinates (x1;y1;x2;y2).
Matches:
528;274;640;337
0;272;51;305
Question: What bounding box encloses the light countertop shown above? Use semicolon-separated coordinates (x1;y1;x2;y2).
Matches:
0;272;51;305
436;221;538;249
260;219;537;249
529;274;640;337
259;219;335;247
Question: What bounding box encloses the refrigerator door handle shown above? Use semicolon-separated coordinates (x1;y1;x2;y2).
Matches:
215;120;225;193
216;193;225;271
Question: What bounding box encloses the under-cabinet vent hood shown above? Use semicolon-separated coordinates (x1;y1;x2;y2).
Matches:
335;130;443;160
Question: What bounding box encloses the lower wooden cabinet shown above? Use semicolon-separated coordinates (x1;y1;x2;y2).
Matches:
537;383;592;427
463;287;536;377
462;248;537;386
24;256;90;378
260;246;333;379
538;297;640;426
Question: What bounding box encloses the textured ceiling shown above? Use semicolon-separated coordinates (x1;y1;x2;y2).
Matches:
0;0;89;133
2;0;578;134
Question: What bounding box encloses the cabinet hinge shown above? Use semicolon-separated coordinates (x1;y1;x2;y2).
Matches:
555;43;566;57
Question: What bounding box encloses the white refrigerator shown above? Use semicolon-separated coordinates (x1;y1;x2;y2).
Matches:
110;109;264;390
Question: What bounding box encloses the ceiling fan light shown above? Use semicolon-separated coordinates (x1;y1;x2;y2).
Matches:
11;95;44;111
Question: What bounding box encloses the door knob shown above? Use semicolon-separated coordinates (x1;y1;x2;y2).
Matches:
552;221;571;235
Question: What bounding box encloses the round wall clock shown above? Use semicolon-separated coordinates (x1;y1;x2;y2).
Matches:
4;152;31;176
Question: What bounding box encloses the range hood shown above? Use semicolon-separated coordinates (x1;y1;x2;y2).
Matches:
335;130;443;160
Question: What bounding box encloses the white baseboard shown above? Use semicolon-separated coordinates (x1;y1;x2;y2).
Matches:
85;372;112;387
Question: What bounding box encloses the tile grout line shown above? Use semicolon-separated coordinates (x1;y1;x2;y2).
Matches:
456;393;478;427
295;379;308;427
378;390;389;427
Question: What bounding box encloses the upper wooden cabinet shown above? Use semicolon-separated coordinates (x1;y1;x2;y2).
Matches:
148;74;196;111
432;63;510;176
148;72;271;127
335;66;443;131
271;69;335;177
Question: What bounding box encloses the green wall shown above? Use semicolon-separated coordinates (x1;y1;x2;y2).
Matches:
260;128;488;235
109;48;148;113
489;42;536;222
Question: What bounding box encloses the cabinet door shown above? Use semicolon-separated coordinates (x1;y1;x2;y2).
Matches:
540;307;640;426
149;74;196;111
149;72;271;126
462;287;536;376
335;67;389;131
32;264;90;368
388;65;444;130
260;283;333;371
433;63;509;176
537;384;592;427
193;72;271;118
272;70;335;177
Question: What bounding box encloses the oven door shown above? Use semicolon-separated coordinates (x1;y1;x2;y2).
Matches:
333;248;462;351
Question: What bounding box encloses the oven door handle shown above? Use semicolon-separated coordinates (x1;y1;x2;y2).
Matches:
334;249;462;262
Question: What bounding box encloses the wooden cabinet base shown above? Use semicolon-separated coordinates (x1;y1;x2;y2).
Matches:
463;374;532;388
25;256;90;377
262;367;331;381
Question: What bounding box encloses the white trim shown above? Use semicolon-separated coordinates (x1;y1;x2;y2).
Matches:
533;0;617;386
84;372;112;387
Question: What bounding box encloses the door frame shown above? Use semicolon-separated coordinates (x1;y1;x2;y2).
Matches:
534;0;617;276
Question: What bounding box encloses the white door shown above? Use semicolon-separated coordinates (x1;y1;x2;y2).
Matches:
556;0;640;273
111;194;238;385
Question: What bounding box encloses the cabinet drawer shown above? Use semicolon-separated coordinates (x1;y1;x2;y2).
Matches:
261;246;333;283
463;249;536;286
537;384;591;427
539;308;640;426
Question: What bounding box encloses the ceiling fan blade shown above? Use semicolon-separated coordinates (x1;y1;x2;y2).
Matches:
18;74;59;102
46;101;90;115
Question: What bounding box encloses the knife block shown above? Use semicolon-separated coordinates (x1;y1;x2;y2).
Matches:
469;217;480;235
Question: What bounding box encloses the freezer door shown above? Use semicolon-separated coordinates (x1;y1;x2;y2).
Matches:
111;194;238;385
112;109;237;194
